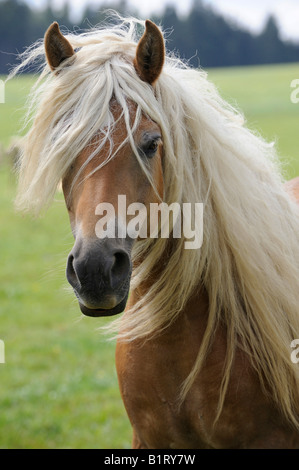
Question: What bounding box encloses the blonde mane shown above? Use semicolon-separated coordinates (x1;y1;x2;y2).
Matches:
12;17;299;428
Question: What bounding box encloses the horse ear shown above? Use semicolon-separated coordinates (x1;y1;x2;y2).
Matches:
134;20;165;85
44;22;74;71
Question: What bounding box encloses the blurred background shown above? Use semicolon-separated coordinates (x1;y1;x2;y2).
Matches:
1;0;299;72
0;0;298;449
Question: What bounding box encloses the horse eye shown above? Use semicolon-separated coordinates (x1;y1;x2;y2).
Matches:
140;138;160;158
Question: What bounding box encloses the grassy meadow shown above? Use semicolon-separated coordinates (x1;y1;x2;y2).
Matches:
0;63;299;449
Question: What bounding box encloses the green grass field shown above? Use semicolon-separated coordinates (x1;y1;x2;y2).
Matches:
208;63;299;178
0;63;298;449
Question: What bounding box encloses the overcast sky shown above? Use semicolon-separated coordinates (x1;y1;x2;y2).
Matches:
26;0;299;42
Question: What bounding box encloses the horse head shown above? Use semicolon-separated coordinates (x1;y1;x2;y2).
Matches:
45;20;165;317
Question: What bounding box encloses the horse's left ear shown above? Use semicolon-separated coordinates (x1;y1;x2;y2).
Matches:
134;20;165;85
44;22;75;71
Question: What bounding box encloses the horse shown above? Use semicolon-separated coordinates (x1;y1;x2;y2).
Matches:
13;17;299;448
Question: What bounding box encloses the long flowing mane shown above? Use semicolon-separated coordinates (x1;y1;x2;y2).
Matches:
12;16;299;428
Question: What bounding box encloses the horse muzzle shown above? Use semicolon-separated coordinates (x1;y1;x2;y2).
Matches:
66;237;133;317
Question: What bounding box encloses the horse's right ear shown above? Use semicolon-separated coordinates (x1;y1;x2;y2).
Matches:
44;22;74;71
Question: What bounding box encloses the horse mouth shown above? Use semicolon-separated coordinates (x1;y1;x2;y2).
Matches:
78;295;128;317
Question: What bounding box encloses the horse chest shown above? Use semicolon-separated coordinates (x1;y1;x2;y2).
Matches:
115;315;299;449
116;338;207;448
115;311;217;448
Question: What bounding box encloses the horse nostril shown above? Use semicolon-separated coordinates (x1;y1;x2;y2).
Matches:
66;254;80;289
110;250;131;289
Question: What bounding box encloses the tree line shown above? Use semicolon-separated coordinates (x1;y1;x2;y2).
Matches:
0;0;298;74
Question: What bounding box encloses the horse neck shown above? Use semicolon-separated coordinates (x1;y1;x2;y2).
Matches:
130;236;210;329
